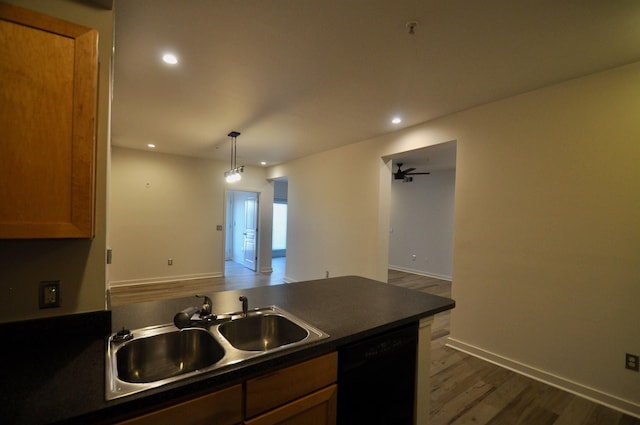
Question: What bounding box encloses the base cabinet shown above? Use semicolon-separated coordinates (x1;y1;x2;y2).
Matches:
115;384;242;425
112;352;337;425
244;352;338;425
244;384;337;425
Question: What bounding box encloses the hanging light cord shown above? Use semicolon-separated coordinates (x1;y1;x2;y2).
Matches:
225;131;242;182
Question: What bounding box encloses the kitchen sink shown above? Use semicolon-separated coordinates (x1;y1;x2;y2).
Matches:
116;327;225;383
218;313;309;351
106;305;328;400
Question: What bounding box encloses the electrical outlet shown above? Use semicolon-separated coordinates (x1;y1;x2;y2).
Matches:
39;281;60;309
625;353;639;371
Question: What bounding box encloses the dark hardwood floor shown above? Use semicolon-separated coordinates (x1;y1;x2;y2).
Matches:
109;258;286;306
388;269;639;425
109;266;639;424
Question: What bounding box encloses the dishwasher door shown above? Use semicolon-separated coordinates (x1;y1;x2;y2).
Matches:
337;323;418;425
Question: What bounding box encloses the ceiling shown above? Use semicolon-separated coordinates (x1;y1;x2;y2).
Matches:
111;0;640;168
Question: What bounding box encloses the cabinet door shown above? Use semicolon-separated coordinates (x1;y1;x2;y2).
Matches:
244;385;336;425
245;352;338;418
0;3;97;239
115;384;242;425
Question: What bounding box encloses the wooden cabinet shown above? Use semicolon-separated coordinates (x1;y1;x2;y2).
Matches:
111;353;337;425
0;3;98;239
245;352;338;425
244;385;336;425
115;384;243;425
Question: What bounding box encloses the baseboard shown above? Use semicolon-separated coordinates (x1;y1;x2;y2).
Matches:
109;272;223;288
388;265;452;281
260;267;273;273
446;337;640;418
283;275;297;283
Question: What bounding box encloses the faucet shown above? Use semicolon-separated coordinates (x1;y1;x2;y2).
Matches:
239;296;248;317
173;294;217;328
197;294;213;317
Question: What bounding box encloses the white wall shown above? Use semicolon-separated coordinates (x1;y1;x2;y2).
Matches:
269;140;385;282
109;147;273;285
389;168;455;279
0;0;112;323
268;62;640;415
443;63;640;416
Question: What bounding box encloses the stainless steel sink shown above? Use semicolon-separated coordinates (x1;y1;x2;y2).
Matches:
106;305;328;400
116;328;225;383
218;313;309;351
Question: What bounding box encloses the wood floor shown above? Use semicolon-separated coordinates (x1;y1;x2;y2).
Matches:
388;269;640;425
110;266;639;424
109;258;287;307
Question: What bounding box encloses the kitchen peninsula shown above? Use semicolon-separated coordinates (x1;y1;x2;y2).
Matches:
0;276;454;425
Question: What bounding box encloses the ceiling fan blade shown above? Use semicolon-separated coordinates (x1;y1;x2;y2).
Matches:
404;167;416;173
406;172;430;175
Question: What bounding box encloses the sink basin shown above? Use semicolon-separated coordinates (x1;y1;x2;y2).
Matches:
106;305;329;400
116;328;225;383
218;314;309;351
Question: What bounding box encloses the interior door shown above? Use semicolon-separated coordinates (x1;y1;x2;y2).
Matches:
242;195;258;271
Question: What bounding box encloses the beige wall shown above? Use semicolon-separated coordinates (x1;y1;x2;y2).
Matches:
445;62;640;415
268;62;640;414
0;0;112;323
109;147;274;286
269;139;386;282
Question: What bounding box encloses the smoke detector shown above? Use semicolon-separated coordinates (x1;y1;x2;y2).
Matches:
406;20;418;35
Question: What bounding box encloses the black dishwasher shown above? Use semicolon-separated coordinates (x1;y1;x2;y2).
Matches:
337;323;418;425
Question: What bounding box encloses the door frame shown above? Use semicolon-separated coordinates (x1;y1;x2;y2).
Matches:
224;190;260;273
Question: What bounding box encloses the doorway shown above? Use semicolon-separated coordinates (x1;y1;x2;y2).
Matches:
225;190;259;274
272;179;288;280
387;141;456;280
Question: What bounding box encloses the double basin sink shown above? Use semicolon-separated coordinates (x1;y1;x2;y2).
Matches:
106;305;329;400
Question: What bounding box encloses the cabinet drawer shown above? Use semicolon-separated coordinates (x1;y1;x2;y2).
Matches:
244;384;337;425
245;352;337;418
116;384;242;425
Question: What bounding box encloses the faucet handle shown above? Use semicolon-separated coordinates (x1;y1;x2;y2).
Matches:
174;306;199;328
239;296;248;317
196;294;213;315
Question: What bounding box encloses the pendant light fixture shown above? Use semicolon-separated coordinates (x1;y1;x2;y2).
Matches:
224;131;244;183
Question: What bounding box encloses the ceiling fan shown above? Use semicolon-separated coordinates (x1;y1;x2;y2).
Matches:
393;163;430;182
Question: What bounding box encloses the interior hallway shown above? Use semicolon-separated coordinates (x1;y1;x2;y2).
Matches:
224;256;286;284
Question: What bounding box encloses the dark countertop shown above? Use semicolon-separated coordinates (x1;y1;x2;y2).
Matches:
0;275;454;425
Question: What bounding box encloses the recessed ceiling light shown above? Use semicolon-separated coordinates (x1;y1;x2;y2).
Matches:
392;117;402;124
260;161;267;166
147;143;156;148
162;53;178;65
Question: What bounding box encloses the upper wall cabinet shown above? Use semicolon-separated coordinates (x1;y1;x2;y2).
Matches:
0;3;98;239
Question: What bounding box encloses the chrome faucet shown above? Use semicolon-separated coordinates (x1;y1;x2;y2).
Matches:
196;294;213;317
239;296;248;317
173;294;217;328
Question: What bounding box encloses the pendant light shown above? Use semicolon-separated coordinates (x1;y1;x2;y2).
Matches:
224;131;244;183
